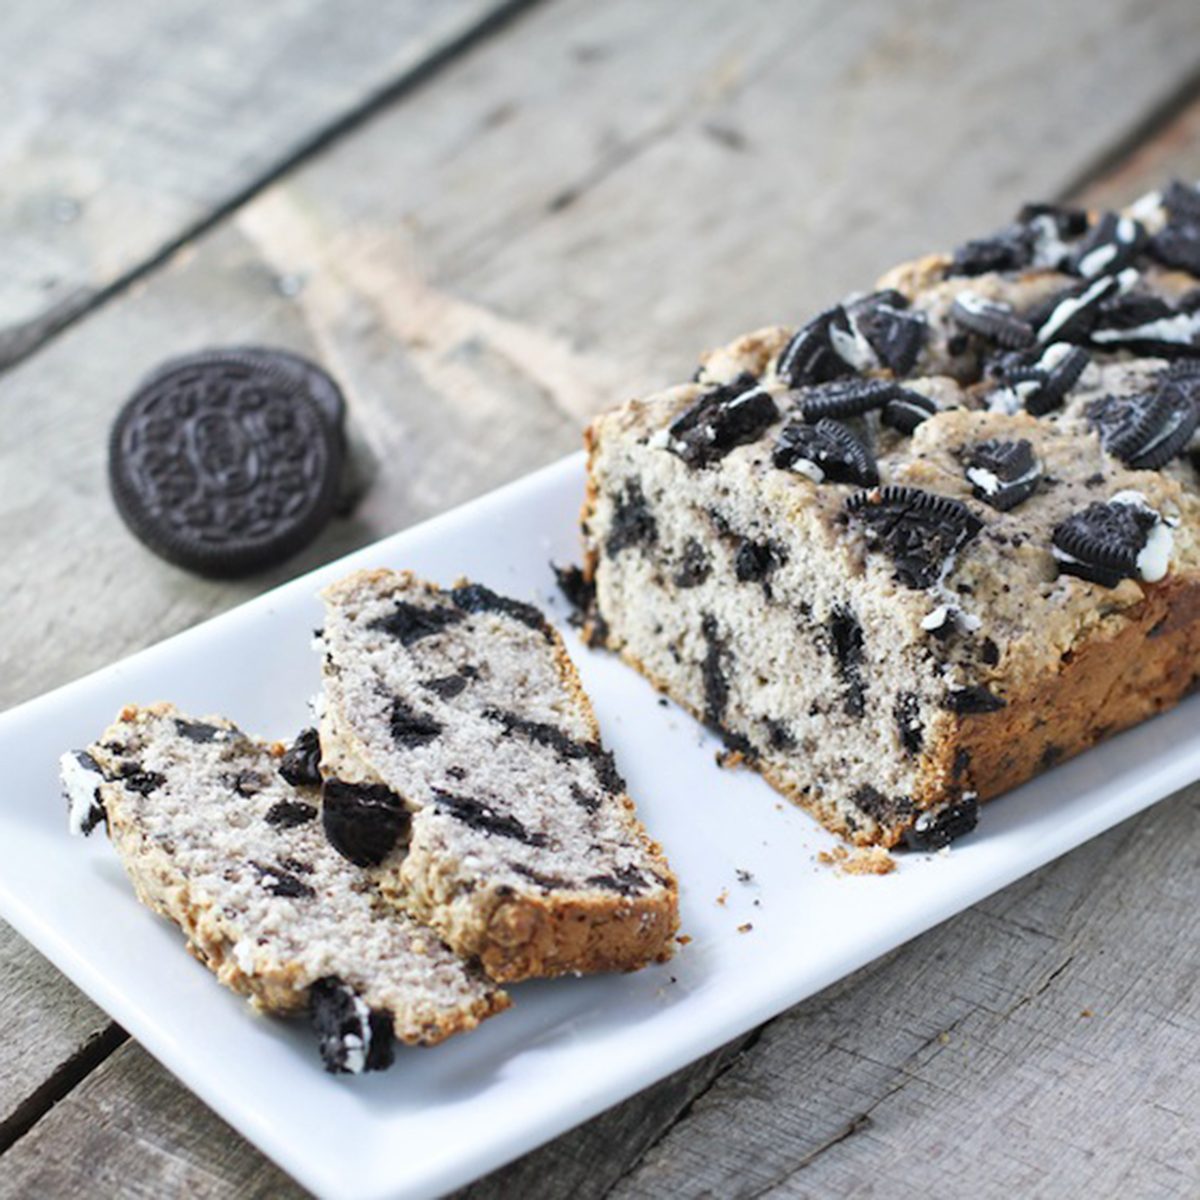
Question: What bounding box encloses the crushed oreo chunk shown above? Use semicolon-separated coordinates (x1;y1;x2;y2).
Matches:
950;293;1034;349
432;789;546;846
321;778;411;866
264;799;319;829
1162;179;1200;225
942;685;1006;714
450;582;550;636
369;599;463;646
673;538;712;588
389;699;442;749
794;378;901;422
773;418;878;485
849;291;927;375
310;977;395;1075
62;750;108;836
278;727;322;787
1052;493;1173;587
852;785;914;829
1088;381;1199;470
252;860;316;899
1148;222;1200;276
174;718;223;743
552;562;595;618
948;226;1032;277
964;438;1042;511
734;537;786;585
605;480;659;554
881;389;938;434
1069;212;1146;278
903;796;979;850
845;486;983;590
586;864;649;896
423;671;473;700
893;692;924;755
826;605;867;718
1035;275;1120;345
666;376;780;468
775;308;858;386
700;614;731;727
118;763;166;796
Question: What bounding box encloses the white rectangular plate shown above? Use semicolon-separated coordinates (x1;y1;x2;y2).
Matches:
2;452;1197;1200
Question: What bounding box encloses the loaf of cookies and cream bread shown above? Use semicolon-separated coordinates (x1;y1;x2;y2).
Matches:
63;703;508;1071
315;570;679;981
580;181;1200;848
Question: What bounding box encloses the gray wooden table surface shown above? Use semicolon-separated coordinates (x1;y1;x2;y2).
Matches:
2;2;1199;1195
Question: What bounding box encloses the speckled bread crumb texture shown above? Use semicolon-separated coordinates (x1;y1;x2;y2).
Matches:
317;569;679;982
83;702;508;1047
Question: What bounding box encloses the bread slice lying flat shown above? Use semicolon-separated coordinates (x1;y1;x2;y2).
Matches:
63;702;508;1072
316;570;679;982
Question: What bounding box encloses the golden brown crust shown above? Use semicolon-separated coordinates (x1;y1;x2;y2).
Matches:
917;571;1200;818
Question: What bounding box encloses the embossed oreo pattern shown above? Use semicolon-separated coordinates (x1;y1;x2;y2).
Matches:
109;353;342;576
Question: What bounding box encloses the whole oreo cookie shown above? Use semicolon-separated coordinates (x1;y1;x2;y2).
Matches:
109;350;344;577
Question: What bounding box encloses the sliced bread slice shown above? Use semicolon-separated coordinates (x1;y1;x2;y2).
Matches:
63;702;508;1072
316;569;679;982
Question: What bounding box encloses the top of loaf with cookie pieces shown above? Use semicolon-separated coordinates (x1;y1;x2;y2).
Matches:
586;181;1200;709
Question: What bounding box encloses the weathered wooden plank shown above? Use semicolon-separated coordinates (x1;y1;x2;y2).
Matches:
0;0;534;367
0;932;119;1141
605;783;1200;1200
0;1042;305;1199
2;0;1199;1194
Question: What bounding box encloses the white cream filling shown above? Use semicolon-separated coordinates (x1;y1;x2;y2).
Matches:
1037;275;1115;343
967;460;1042;498
1092;309;1200;348
1110;490;1175;583
1077;217;1140;279
831;317;878;371
341;994;373;1074
789;458;825;483
1028;214;1074;269
1128;188;1166;234
921;604;981;634
987;379;1040;415
60;751;105;837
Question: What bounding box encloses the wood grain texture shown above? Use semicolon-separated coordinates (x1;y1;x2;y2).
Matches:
2;0;1200;1195
0;1042;304;1199
0;931;117;1138
0;0;532;367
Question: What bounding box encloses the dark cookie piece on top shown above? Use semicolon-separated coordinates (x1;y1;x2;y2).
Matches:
321;778;412;867
845;486;983;590
773;418;878;486
1052;494;1173;588
667;375;780;468
964;439;1042;512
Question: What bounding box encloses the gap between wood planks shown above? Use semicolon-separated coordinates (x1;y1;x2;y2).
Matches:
0;0;550;381
0;1026;127;1155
